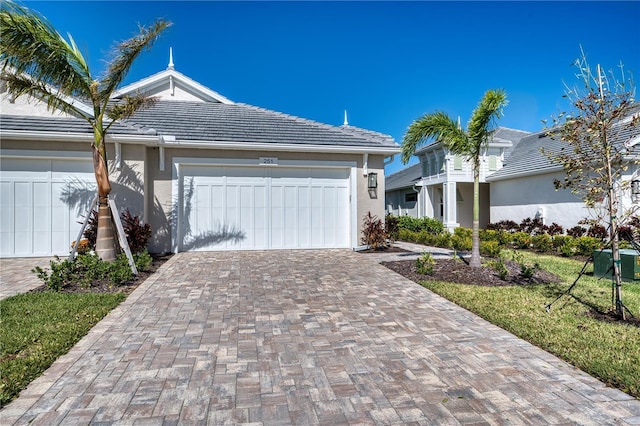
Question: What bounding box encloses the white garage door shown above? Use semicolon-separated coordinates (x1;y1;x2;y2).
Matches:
181;166;351;251
0;157;95;257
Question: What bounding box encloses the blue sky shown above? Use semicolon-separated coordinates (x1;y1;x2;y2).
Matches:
24;1;640;175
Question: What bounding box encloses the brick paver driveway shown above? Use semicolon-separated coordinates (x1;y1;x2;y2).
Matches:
2;250;639;425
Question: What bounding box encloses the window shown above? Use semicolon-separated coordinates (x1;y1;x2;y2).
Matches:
454;155;463;170
405;192;417;203
488;155;497;171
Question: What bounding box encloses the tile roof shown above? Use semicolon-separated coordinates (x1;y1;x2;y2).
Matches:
0;101;398;150
487;112;639;182
414;126;530;156
0;114;148;135
120;101;397;148
385;163;422;191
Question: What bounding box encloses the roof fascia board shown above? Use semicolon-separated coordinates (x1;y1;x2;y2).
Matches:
0;129;400;155
0;129;157;144
485;165;564;182
158;139;401;155
113;69;234;104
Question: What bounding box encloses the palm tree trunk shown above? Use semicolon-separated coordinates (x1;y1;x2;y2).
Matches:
92;142;117;262
470;164;481;267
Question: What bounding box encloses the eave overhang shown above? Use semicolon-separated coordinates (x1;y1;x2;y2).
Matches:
0;129;401;156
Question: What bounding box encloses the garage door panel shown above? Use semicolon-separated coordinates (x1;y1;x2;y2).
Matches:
1;158;51;173
51;159;94;175
181;166;350;251
1;158;94;257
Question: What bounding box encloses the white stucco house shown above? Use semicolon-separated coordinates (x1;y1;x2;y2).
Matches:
387;114;640;231
487;119;640;229
0;59;400;257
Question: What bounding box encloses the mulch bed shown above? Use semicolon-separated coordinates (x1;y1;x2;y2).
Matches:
381;258;561;287
29;253;173;295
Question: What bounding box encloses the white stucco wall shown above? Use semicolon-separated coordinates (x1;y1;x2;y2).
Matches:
490;171;591;228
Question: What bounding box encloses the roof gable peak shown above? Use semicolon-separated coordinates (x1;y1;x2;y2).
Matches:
112;68;233;104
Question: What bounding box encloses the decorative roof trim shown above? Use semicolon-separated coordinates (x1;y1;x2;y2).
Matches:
113;69;234;104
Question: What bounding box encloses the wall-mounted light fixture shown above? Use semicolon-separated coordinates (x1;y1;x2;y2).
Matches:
368;172;378;189
632;179;640;202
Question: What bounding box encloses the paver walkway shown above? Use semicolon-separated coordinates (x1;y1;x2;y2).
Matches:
0;257;53;300
1;250;639;425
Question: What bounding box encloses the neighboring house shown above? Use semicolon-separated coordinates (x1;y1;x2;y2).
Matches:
487;119;640;229
0;60;399;257
388;112;639;231
385;163;422;217
385;127;530;229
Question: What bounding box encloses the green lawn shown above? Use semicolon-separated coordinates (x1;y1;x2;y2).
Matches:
0;291;126;407
420;250;640;398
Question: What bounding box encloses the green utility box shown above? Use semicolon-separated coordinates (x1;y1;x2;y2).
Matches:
593;249;640;282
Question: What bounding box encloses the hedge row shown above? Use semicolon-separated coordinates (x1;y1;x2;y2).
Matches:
396;227;609;258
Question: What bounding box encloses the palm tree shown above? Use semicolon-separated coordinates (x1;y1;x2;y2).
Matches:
401;89;507;267
1;1;170;261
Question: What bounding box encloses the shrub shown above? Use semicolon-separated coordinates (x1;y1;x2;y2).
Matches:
398;228;417;243
519;217;545;234
396;216;423;232
385;214;399;241
511;232;531;249
415;252;436;275
511;252;539;282
134;251;153;271
479;229;500;242
362;212;388;250
31;252;143;290
121;209;152;254
32;257;74;291
434;232;452;249
575;236;602;256
559;240;577;257
108;254;135;286
531;234;553;253
81;210;99;248
487;258;509;280
619;217;639;243
419;217;445;234
480;240;503;258
567;226;586;237
395;215;444;234
547;223;564;236
552;235;573;249
83;208;152;254
451;227;472;251
587;224;607;240
486;220;519;233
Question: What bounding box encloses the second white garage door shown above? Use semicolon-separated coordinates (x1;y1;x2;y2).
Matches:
0;156;95;257
181;166;351;251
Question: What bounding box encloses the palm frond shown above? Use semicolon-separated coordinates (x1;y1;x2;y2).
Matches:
0;72;92;120
0;0;92;103
98;20;171;104
401;111;467;164
467;89;508;155
105;94;157;131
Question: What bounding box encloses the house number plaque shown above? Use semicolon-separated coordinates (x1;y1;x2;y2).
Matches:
259;157;278;165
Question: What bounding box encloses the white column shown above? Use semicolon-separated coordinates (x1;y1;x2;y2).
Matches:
443;181;459;231
425;186;434;218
